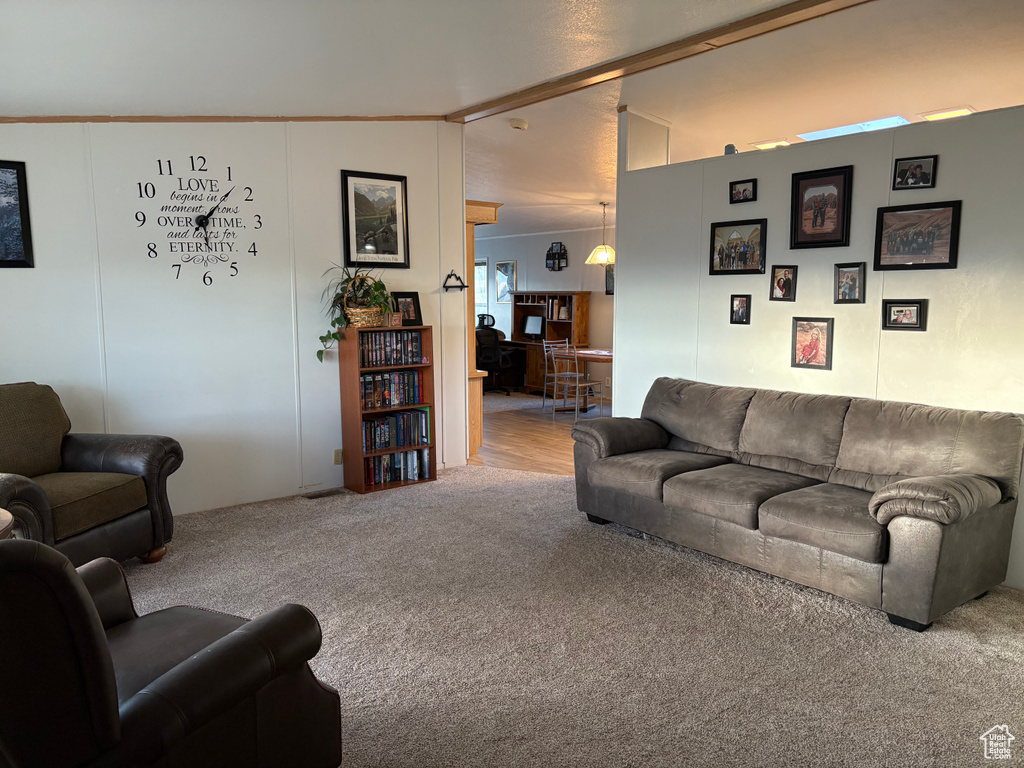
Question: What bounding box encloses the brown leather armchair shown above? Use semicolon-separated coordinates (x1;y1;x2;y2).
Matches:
0;382;183;566
0;539;342;768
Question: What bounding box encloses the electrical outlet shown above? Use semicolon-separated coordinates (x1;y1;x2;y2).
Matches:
605;377;612;388
333;449;343;465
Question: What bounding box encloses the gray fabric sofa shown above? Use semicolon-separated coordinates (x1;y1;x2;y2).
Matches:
572;378;1024;630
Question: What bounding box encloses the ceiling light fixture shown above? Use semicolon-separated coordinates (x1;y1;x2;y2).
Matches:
585;202;615;265
751;139;790;150
919;106;976;122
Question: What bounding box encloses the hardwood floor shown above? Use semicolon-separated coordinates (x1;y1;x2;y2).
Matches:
466;395;586;476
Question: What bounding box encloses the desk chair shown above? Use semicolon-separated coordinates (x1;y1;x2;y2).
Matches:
550;346;605;421
476;327;514;395
541;339;572;413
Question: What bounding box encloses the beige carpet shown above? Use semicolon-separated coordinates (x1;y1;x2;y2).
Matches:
125;466;1024;768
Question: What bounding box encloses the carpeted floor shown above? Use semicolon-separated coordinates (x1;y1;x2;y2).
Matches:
125;466;1024;768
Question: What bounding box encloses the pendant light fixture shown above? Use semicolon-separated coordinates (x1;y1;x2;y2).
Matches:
585;202;615;265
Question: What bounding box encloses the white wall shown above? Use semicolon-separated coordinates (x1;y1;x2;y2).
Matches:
614;105;1024;587
475;227;615;388
1;120;467;514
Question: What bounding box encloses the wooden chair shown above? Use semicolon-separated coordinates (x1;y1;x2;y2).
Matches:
550;346;605;421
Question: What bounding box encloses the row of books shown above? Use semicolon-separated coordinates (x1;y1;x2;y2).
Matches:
360;371;424;410
360;330;424;368
362;410;430;452
365;448;430;486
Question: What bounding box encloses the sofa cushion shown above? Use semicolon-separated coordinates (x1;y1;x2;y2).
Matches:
33;472;148;541
663;464;818;529
0;382;72;478
759;484;885;563
737;389;850;481
588;450;729;501
641;378;756;455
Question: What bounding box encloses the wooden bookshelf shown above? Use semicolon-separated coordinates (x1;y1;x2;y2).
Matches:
510;291;589;394
337;325;437;494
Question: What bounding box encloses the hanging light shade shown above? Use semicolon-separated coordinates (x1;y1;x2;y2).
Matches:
585;202;615;265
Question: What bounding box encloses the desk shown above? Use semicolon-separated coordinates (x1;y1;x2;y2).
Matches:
504;341;612;396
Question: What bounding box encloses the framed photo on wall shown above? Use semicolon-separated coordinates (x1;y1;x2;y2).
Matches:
605;264;614;295
340;170;410;269
892;155;938;190
0;160;34;268
730;294;751;325
729;178;757;204
873;200;961;271
391;291;422;326
495;260;516;303
791;317;834;370
769;265;797;301
834;262;866;304
790;165;853;249
709;218;767;275
882;299;928;331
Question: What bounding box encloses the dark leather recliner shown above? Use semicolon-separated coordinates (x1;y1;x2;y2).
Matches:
0;382;183;566
0;539;342;768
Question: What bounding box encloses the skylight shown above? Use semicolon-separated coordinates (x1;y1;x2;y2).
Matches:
797;116;910;142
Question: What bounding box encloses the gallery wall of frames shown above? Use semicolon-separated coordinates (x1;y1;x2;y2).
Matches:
613;103;1024;587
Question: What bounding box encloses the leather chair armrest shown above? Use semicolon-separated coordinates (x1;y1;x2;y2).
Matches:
571;417;669;459
0;472;54;543
61;434;184;544
77;557;136;629
869;474;1002;525
114;604;322;763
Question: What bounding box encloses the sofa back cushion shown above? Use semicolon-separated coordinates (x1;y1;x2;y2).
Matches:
641;378;756;456
0;383;72;478
738;389;851;481
832;399;1024;499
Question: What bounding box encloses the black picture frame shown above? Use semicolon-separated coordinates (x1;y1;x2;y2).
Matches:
391;291;422;326
834;262;866;304
0;160;34;268
882;299;928;331
873;200;961;271
729;178;757;204
340;170;410;269
709;218;767;275
769;265;798;302
791;317;834;370
730;294;751;325
605;264;614;296
892;155;938;190
790;165;853;249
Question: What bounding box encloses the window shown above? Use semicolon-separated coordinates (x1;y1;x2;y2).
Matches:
474;261;488;318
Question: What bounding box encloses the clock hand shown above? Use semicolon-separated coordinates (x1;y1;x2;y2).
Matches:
194;186;235;231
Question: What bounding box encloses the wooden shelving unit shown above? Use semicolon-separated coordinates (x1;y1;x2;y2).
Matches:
509;291;590;394
337;325;437;494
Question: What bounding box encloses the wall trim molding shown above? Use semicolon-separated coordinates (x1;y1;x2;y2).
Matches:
0;114;445;124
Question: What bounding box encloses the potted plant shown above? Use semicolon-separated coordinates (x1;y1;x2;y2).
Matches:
317;265;394;362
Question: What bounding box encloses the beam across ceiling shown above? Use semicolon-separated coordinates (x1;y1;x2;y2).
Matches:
445;0;876;124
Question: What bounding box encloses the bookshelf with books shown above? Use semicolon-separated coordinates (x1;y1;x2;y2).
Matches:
510;291;590;394
337;325;437;493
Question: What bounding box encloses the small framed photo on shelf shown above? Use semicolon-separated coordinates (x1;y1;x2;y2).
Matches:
709;218;767;275
0;160;34;268
791;317;834;371
605;264;614;295
495;260;516;303
834;262;866;304
391;291;422;326
769;265;797;302
882;299;928;331
729;178;757;204
790;165;853;249
892;155;938;190
873;200;961;271
730;294;751;325
340;170;410;269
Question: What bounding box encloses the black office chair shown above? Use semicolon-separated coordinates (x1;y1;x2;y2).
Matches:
476;327;514;396
477;313;496;328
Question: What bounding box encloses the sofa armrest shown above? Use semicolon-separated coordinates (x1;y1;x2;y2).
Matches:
77;557;136;629
571;418;669;459
0;472;54;543
869;474;1002;526
61;434;184;544
115;603;322;764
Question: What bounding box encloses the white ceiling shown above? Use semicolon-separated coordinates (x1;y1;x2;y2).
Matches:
3;0;1024;237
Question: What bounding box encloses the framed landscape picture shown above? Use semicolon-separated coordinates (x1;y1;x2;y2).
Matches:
709;218;767;275
769;265;797;302
790;165;853;249
882;299;928;331
834;262;866;304
729;178;757;204
340;170;410;269
874;200;961;271
791;317;834;370
496;260;516;303
892;155;938;190
0;160;34;268
730;294;751;325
